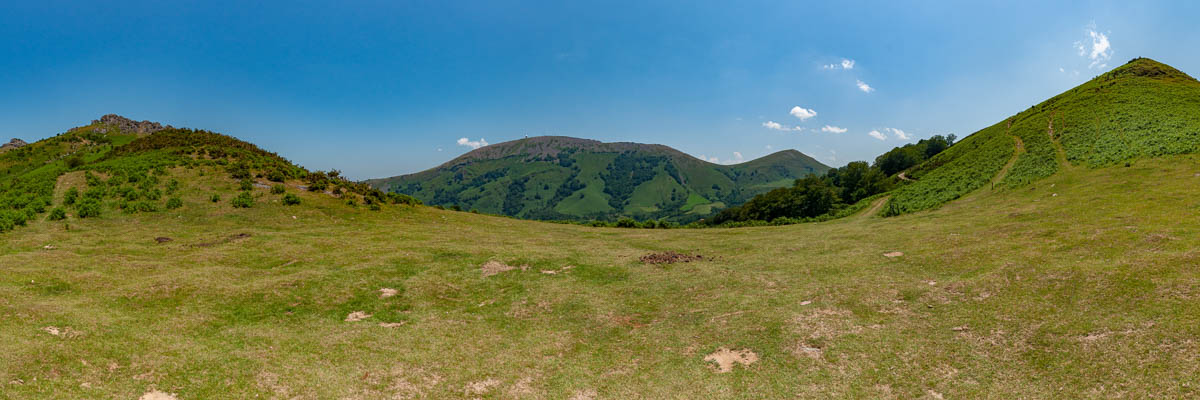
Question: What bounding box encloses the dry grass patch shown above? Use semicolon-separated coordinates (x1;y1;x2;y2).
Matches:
703;348;759;373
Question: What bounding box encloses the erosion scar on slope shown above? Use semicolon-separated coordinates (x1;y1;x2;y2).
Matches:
1047;110;1070;168
986;119;1025;191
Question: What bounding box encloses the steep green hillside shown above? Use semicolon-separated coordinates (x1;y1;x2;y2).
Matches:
368;136;830;222
884;57;1200;215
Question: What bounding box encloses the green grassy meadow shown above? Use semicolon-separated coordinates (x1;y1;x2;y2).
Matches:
3;153;1199;398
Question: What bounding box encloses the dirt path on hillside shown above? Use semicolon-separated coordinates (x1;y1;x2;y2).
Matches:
1047;111;1071;168
897;172;913;182
854;196;891;219
977;119;1024;194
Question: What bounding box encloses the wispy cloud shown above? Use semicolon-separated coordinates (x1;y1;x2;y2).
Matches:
1075;22;1112;69
823;58;856;70
790;106;817;121
856;80;874;93
868;130;887;141
821;125;848;134
699;152;746;165
456;137;488;149
887;127;910;140
762;120;800;131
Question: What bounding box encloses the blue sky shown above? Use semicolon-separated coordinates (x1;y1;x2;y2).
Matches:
2;1;1198;179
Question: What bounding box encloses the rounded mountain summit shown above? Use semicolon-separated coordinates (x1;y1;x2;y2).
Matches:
366;136;830;222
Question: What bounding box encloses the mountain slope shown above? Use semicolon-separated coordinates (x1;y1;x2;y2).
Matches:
368;136;830;222
882;57;1200;215
0;115;411;232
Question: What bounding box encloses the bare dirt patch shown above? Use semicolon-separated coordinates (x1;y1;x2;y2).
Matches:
703;348;759;373
378;322;406;328
883;252;904;258
569;389;598;400
154;237;172;244
41;326;78;338
790;342;823;359
379;288;398;298
481;260;526;277
640;251;706;265
464;378;501;395
138;390;178;400
345;311;372;322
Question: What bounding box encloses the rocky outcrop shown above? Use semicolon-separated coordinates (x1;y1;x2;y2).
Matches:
0;138;27;151
91;114;170;135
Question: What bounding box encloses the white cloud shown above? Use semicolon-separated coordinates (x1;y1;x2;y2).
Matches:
700;152;746;165
868;130;887;141
790;106;817;121
820;125;848;134
887;127;910;140
456;137;488;149
762;120;787;130
824;58;856;70
1076;23;1112;69
856;80;874;93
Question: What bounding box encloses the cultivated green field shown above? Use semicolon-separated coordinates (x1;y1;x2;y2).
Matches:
3;153;1199;398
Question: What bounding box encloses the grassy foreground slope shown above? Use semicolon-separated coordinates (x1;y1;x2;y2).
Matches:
884;57;1200;215
3;152;1199;398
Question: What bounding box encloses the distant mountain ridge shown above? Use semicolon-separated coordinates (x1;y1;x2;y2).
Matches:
368;136;830;222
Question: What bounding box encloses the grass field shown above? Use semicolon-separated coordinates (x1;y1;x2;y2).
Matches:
3;153;1199;398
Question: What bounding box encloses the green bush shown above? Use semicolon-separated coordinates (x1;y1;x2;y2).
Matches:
231;192;254;208
77;199;102;218
271;184;286;194
210;194;221;203
239;179;254;191
282;193;301;206
47;207;67;221
63;187;79;206
166;197;183;210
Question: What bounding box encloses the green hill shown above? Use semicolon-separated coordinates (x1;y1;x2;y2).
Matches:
0;115;412;232
367;136;830;222
882;57;1200;215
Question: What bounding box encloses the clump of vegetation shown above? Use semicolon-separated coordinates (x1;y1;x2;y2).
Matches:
282;193;301;205
76;199;102;218
166;197;183;210
231;192;254;208
210;194;221;203
47;207;67;221
271;184;286;194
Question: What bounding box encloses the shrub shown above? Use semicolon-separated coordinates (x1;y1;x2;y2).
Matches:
616;217;638;228
66;154;85;168
166;179;180;194
77;199;102;218
210;194;221;203
63;187;79;206
271;184;286;194
231;192;254;208
239;179;254;191
266;170;286;183
166;197;183;209
282;193;301;205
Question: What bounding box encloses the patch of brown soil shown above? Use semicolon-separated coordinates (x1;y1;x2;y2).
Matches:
792;308;862;340
640;251;706;264
703;348;759;373
41;326;79;338
138;390;178;400
345;311;372;322
379;288;398;298
883;252;904;258
569;389;598;400
464;378;500;395
481;260;526;277
154;237;172;243
789;342;823;360
378;322;406;328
